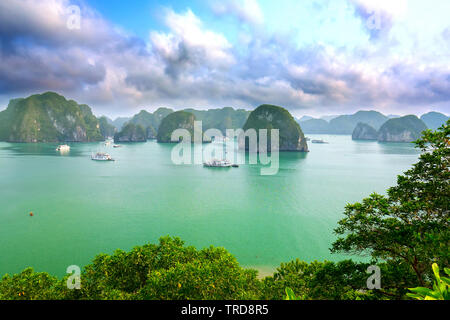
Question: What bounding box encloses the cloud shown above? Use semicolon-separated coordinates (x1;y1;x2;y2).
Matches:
0;0;148;113
149;9;234;79
0;0;449;117
349;0;408;40
212;0;264;25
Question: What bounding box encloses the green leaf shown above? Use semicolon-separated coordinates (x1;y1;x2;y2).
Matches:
408;287;433;296
406;293;423;300
441;277;450;286
432;263;441;282
285;287;298;300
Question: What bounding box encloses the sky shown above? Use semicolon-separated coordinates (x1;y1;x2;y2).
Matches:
0;0;449;118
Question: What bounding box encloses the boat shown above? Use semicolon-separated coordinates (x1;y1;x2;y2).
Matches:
203;159;232;167
311;139;329;144
113;145;122;148
56;145;70;152
91;152;115;161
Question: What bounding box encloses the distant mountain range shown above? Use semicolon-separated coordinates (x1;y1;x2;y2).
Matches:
0;92;447;144
297;110;448;135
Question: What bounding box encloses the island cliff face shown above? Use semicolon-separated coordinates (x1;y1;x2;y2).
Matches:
114;123;147;142
98;116;117;139
242;104;308;152
377;115;428;142
157;111;196;143
126;108;174;139
352;123;378;140
0;92;103;143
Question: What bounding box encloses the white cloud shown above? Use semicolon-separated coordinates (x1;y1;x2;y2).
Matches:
212;0;264;25
0;0;449;117
150;9;235;76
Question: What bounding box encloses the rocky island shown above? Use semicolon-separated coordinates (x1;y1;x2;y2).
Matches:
420;112;449;130
98;116;117;139
352;123;378;140
242;104;308;152
113;123;147;142
113;108;174;142
183;107;250;134
377;115;428;142
0;92;103;143
157;111;197;143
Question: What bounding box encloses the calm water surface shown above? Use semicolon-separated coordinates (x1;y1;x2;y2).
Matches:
0;135;420;277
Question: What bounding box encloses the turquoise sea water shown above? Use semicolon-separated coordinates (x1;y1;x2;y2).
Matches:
0;135;420;277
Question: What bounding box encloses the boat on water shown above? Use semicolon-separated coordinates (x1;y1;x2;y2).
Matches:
56;145;70;152
311;139;329;144
91;152;115;161
203;159;233;167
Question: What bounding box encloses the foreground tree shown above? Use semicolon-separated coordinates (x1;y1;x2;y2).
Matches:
331;121;450;288
64;236;261;300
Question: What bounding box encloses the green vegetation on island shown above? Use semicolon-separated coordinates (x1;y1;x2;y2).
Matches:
127;110;157;139
243;104;308;152
377;115;428;142
98;116;117;139
0;92;103;143
114;108;174;141
114;107;248;143
111;117;131;131
420;112;449;131
1;91;445;146
113;123;147;142
156;111;197;143
300;110;448;139
183;107;250;134
352;122;378;140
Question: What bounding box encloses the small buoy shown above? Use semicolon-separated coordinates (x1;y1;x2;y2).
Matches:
29;212;34;217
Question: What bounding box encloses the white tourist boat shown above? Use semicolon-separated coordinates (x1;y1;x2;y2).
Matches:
56;145;70;152
311;139;329;144
203;159;233;167
91;152;115;161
